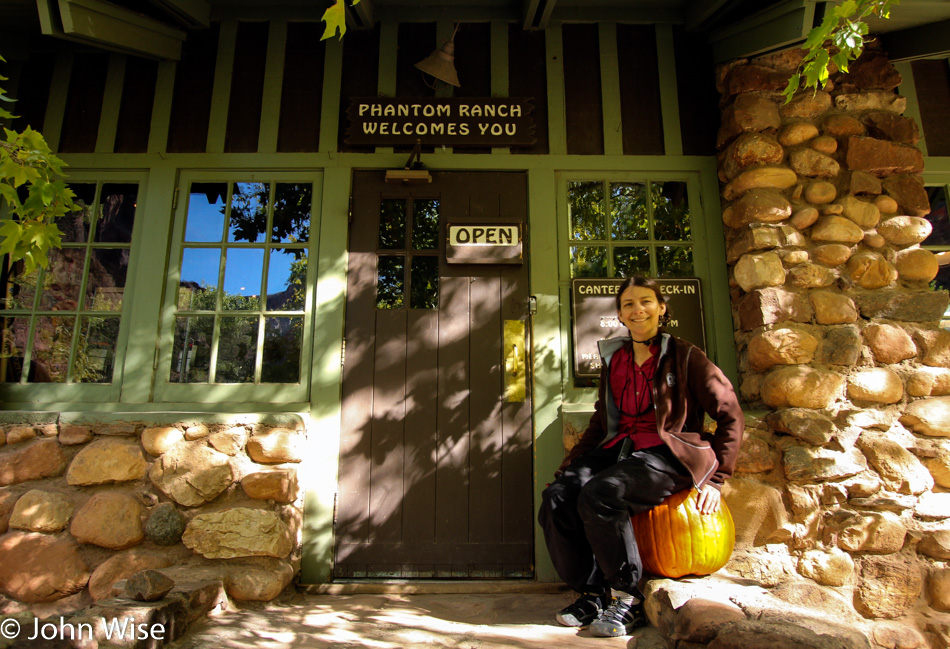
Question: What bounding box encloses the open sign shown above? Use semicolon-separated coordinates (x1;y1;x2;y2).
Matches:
446;223;523;265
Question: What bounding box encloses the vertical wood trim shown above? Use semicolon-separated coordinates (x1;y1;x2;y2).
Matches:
319;37;344;153
376;22;398;156
491;20;511;156
655;24;683;156
95;54;126;154
258;19;288;154
435;21;456;100
43;53;72;151
148;62;176;154
598;23;622;156
207;19;238;154
895;60;929;158
545;26;567;156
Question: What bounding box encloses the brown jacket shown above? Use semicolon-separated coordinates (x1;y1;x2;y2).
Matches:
559;333;744;490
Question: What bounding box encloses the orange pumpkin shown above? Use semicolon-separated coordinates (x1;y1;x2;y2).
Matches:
630;488;735;579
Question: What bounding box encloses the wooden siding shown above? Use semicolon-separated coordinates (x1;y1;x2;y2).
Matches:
58;52;109;153
166;24;219;153
278;22;324;153
674;25;719;156
224;21;269;153
617;24;664;155
913;59;950;157
562;23;604;155
114;57;158;153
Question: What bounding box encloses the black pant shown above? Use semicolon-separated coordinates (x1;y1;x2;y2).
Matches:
538;443;693;595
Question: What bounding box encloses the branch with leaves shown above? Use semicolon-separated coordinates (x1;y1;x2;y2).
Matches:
0;55;75;273
321;0;361;41
783;0;898;103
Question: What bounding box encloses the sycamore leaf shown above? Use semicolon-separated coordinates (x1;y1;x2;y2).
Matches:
0;220;22;257
321;0;347;40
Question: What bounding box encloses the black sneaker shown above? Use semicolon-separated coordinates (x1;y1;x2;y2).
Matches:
589;597;647;637
555;592;609;627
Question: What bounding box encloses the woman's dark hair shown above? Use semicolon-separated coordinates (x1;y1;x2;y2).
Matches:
615;276;673;324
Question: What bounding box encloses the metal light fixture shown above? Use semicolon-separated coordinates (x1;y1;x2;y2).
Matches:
414;23;461;88
385;139;432;184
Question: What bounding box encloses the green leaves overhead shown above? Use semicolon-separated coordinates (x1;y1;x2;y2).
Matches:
1;54;75;274
321;0;361;41
783;0;898;104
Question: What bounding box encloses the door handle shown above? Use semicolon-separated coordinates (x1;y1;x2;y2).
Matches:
504;320;526;402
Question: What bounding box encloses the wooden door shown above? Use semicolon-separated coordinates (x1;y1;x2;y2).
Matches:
334;171;534;579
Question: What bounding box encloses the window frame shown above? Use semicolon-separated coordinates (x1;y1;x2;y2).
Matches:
920;176;950;325
0;171;148;403
153;171;322;404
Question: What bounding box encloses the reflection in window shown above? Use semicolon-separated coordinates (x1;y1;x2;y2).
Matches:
921;185;950;319
568;178;693;279
379;199;407;249
410;256;439;308
377;255;405;309
413;199;440;250
169;179;311;384
1;181;138;384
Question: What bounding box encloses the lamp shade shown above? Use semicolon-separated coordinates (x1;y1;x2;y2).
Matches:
414;39;460;87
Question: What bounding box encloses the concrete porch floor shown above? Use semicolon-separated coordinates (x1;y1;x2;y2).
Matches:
165;590;657;649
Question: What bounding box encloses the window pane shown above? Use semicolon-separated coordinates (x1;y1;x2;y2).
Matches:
179;248;220;311
923;186;950;246
1;316;30;382
652;181;691;242
38;248;85;311
262;316;302;382
185;183;227;242
412;199;440;250
272;183;311;243
216;316;258;383
3;264;40;310
74;316;119;383
267;249;307;311
170;316;212;382
30;316;74;383
229;182;269;243
377;255;405;309
94;184;137;243
61;183;96;243
571;245;607;278
85;249;129;311
568;181;606;241
223;249;264;310
379;199;407;249
613;247;651;278
656;245;694;277
610;182;648;240
410;256;439;309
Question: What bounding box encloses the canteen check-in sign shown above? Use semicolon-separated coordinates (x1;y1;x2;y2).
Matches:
571;278;706;380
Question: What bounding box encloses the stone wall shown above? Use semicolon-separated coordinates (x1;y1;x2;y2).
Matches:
716;44;950;645
0;414;305;613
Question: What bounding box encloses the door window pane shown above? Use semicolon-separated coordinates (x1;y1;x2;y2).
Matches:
412;199;440;250
61;184;96;243
610;182;648;240
95;184;138;243
38;248;85;311
216;316;258;383
652;182;691;241
272;183;312;243
379;199;407;249
85;248;129;311
229;182;269;243
923;186;950;246
569;181;606;241
377;255;405;309
30;316;75;383
185;183;227;242
170;316;213;382
1;316;30;382
179;248;221;310
262;316;302;382
410;256;439;309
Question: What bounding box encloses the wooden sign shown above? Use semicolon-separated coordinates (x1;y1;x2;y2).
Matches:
571;278;706;381
345;98;535;147
446;223;523;265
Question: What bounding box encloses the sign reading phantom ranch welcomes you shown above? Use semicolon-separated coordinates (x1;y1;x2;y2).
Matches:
346;97;536;147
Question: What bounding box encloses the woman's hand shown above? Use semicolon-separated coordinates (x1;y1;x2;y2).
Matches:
696;484;721;515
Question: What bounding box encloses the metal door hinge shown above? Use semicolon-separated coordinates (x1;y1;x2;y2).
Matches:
528;295;538;316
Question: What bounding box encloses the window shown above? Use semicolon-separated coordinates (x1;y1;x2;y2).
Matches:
376;197;440;309
921;182;950;326
568;179;692;278
160;177;316;395
1;181;138;384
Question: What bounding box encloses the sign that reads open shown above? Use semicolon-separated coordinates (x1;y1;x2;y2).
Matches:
447;223;523;265
571;278;706;381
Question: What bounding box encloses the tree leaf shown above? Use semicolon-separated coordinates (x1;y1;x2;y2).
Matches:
321;0;348;40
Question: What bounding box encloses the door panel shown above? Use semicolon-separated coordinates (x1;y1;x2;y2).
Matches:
335;171;533;579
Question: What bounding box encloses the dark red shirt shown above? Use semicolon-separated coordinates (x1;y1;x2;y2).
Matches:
604;343;663;451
